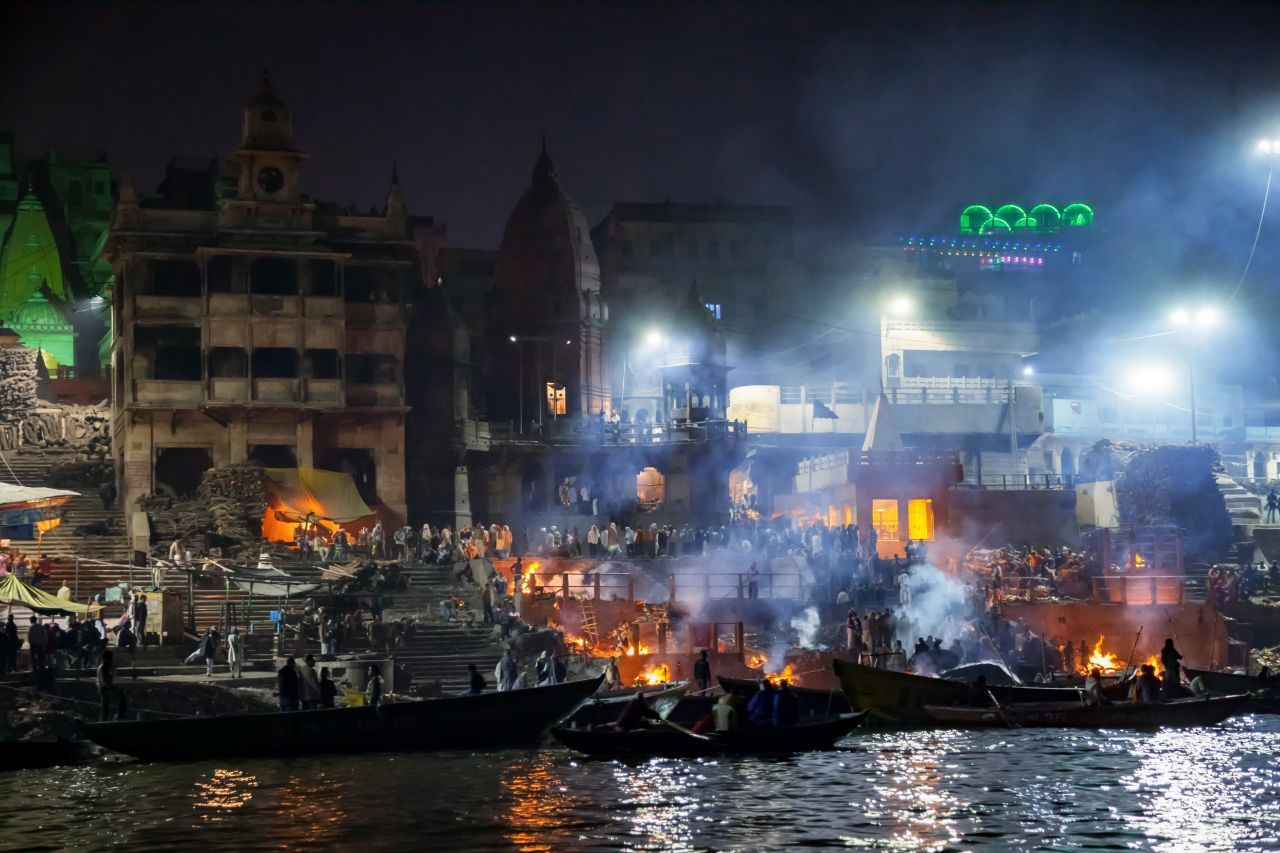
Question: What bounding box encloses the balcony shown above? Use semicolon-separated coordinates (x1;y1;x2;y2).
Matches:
134;379;202;406
346;383;402;407
304;296;344;318
134;294;201;321
208;293;250;316
251;295;300;317
304;379;342;405
253;378;301;403
345;302;405;326
209;378;250;403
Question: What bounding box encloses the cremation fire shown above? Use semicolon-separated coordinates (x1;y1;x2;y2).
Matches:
763;663;796;686
746;654;767;669
624;645;652;657
1084;636;1123;672
639;663;671;685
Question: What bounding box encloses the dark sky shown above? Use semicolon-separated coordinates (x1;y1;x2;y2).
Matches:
7;0;1280;275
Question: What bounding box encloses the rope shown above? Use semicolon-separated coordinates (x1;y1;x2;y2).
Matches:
0;450;24;487
1225;165;1273;304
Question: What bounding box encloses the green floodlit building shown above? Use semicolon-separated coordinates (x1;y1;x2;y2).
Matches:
0;131;113;375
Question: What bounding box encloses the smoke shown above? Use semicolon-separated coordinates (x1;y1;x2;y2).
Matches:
789;606;821;649
893;562;970;647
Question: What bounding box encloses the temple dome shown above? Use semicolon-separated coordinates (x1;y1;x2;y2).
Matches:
9;291;71;332
494;139;600;299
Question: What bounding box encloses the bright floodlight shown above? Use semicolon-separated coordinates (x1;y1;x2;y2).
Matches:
645;329;665;347
1022;365;1034;376
1169;307;1190;326
1260;139;1279;155
888;295;913;317
508;334;518;343
1127;365;1175;394
1195;306;1221;328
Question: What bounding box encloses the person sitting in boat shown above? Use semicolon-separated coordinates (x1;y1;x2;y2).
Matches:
772;680;800;728
746;680;774;727
1132;664;1162;704
614;692;660;730
1083;667;1108;706
712;693;738;732
965;675;993;707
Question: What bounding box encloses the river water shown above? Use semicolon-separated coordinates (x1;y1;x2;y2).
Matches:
2;715;1278;851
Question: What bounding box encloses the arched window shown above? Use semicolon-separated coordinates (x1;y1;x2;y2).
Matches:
979;217;1012;234
1063;203;1094;227
995;205;1026;228
959;205;993;235
1030;204;1061;232
885;353;901;378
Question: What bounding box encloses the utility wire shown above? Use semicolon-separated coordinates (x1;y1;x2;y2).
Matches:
1225;165;1272;304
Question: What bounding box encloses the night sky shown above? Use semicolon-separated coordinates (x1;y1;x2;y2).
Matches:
8;1;1280;291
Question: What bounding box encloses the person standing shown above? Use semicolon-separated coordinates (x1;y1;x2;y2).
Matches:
747;563;760;599
277;657;301;712
364;664;383;707
201;627;219;677
496;649;519;692
1160;638;1184;694
603;656;622;689
298;654;322;710
319;667;338;708
97;649;127;721
465;663;486;695
693;649;712;693
27;617;48;672
227;627;245;679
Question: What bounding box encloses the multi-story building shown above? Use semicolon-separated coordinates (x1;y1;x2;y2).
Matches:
104;77;416;523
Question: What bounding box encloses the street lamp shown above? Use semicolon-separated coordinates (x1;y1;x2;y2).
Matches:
620;329;666;417
1167;303;1222;441
1258;139;1280;156
888;295;913;318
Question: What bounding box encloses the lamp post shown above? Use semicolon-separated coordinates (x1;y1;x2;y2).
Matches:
1169;305;1220;442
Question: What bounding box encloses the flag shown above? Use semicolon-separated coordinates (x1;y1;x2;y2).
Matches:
812;401;839;420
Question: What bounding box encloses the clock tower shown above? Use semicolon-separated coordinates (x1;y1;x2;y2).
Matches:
229;73;308;204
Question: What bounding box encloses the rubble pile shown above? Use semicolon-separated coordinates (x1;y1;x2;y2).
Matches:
1115;444;1232;562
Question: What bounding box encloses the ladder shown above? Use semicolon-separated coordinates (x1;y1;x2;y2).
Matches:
579;597;599;647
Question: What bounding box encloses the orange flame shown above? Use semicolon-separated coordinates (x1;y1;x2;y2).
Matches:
746;654;767;669
1085;636;1123;672
763;663;795;686
639;663;671;685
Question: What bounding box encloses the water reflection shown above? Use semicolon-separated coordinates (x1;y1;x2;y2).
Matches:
865;732;966;850
502;753;582;852
276;770;349;845
611;758;703;850
190;767;258;822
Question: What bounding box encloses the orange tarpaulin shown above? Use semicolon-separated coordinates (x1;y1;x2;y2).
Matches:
261;467;375;543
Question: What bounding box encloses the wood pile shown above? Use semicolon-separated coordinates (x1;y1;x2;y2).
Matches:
139;463;271;560
0;346;37;424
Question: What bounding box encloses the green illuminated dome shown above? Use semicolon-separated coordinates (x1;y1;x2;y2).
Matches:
9;291;70;332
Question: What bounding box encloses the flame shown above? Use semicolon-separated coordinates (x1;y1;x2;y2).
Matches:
1084;636;1123;672
623;645;651;657
1143;654;1165;677
763;663;795;686
746;654;766;669
639;663;671;685
1134;553;1146;568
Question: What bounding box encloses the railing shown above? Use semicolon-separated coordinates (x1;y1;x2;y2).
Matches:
958;474;1073;490
489;418;746;446
1091;575;1207;606
520;571;804;603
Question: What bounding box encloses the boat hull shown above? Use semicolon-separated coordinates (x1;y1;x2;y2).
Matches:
551;712;868;757
921;694;1251;729
83;676;603;761
0;739;92;771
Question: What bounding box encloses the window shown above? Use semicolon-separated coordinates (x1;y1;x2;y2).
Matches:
546;382;566;416
907;498;935;540
704;302;721;319
843;504;854;526
872;499;899;541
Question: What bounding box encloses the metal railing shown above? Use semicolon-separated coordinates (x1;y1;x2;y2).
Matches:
518;570;804;603
489;418;745;446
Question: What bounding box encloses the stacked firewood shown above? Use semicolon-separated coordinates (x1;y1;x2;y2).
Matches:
0;346;37;423
140;464;270;559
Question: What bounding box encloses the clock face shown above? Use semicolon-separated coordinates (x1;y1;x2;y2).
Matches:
257;166;285;194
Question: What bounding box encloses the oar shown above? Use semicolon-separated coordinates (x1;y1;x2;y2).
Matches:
1122;626;1143;678
987;689;1021;729
658;715;713;741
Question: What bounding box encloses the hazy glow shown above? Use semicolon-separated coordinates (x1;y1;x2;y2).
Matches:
1127;364;1176;394
645;329;665;347
888;295;914;317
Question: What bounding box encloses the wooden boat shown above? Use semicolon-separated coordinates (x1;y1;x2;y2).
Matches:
0;738;93;771
83;676;603;761
551;712;868;757
563;682;688;728
832;659;1129;724
1184;667;1277;694
717;676;851;715
921;694;1251;729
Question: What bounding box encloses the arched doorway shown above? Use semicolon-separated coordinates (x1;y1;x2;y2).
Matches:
636;466;665;511
1254;451;1267;480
